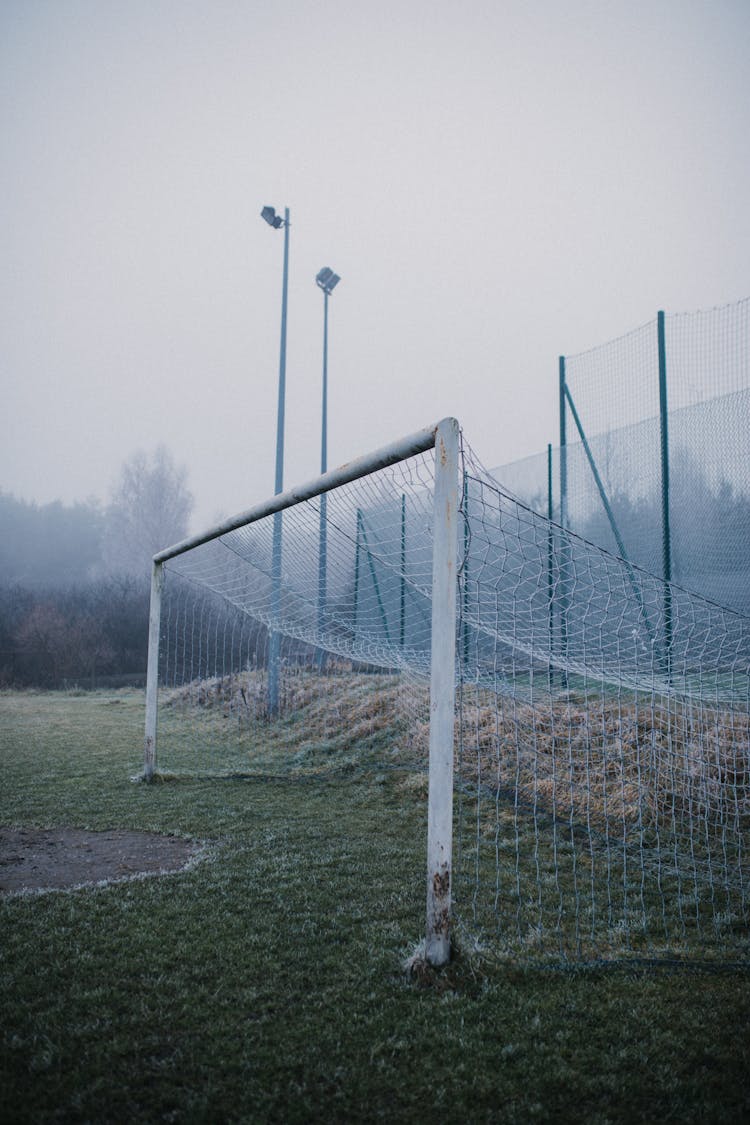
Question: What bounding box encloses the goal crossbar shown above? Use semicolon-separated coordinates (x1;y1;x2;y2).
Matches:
152;418;445;565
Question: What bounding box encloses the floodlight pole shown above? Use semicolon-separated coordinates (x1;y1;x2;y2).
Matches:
318;286;329;654
657;310;673;675
273;211;290;498
321;286;329;475
316;268;340;654
263;205;290;715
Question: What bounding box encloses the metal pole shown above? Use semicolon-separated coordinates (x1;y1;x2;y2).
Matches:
274;209;290;497
461;475;470;668
559;356;567;528
558;356;569;685
317;288;329;660
547;442;554;691
547;442;554;525
425;417;459;967
143;560;164;779
657;310;673;672
400;492;406;650
353;508;362;639
269;207;290;716
321;289;328;475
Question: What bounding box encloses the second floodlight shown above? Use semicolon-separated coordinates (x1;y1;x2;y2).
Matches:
316;267;341;295
261;205;285;229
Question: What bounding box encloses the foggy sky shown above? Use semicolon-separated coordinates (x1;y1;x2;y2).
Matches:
2;0;749;532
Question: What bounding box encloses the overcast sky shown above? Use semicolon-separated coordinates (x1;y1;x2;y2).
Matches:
2;0;748;530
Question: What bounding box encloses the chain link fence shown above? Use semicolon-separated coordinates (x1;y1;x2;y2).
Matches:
491;298;750;615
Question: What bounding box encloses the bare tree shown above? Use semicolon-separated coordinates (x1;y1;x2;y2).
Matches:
103;446;193;578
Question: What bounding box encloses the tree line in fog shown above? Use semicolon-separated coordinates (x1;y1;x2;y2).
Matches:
0;447;193;687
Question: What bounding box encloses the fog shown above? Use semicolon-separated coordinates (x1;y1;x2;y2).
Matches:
2;0;748;532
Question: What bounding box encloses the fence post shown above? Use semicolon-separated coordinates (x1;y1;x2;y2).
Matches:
425;417;459;967
559;356;567;529
657;311;673;673
352;508;362;638
547;442;554;690
400;493;406;649
317;490;328;670
268;511;282;714
143;560;164;779
461;474;470;668
558;358;570;685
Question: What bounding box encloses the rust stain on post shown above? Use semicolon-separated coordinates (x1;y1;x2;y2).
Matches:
433;869;450;898
428;868;451;938
438;434;448;467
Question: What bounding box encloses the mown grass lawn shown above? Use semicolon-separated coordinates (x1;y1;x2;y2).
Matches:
1;689;749;1123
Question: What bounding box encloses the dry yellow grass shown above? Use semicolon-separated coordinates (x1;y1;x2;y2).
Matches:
162;663;423;759
446;690;750;832
164;668;749;836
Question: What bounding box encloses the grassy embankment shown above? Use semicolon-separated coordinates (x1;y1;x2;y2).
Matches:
1;688;748;1123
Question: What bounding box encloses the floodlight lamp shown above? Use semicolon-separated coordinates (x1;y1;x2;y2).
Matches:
316;267;341;295
261;205;284;229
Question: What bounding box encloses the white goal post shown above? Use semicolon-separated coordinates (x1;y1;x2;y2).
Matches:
143;417;460;966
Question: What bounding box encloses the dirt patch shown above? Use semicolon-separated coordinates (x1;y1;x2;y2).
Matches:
0;827;200;895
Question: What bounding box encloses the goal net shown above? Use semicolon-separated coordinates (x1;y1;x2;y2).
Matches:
143;419;750;965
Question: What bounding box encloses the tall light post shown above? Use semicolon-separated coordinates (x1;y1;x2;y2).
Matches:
261;204;290;714
315;267;341;653
315;267;340;477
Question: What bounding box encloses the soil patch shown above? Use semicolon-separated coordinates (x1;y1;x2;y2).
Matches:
0;827;199;894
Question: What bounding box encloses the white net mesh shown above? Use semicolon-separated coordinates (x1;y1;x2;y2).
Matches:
151;429;749;962
458;443;748;960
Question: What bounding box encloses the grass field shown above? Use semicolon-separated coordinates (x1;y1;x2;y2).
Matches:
1;689;749;1123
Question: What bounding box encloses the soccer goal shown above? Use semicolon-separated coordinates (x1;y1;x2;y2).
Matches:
143;417;750;967
144;417;460;965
